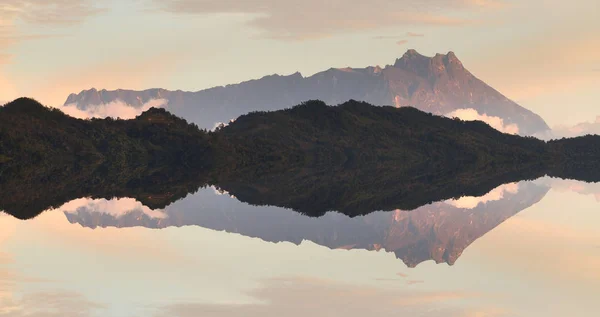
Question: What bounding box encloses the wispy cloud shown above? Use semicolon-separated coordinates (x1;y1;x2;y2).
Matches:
373;35;402;40
374;32;425;40
152;0;502;40
407;32;425;37
396;40;409;45
0;0;106;26
0;1;107;64
154;276;493;317
0;290;105;317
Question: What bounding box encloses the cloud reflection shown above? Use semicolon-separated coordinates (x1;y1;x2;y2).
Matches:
154;276;500;317
60;198;168;219
0;290;105;317
445;183;519;209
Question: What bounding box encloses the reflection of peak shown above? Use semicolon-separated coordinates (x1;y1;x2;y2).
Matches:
387;181;550;267
64;181;550;268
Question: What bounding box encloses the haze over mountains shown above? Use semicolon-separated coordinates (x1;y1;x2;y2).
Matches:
64;50;550;135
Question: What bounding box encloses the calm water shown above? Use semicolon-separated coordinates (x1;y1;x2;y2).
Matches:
1;177;600;316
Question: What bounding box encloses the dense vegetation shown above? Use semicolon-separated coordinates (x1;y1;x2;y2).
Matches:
0;98;214;169
1;97;600;219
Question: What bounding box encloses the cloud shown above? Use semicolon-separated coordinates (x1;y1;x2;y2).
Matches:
0;0;106;26
212;118;237;131
59;197;168;220
407;280;425;285
445;183;519;209
550;116;600;139
535;177;600;202
0;290;105;317
153;0;502;40
373;35;402;40
154;276;495;317
0;1;107;64
396;40;409;45
58;98;168;119
445;108;520;134
407;32;425;37
373;32;424;40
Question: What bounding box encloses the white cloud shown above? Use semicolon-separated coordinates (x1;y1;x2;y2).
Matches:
535;177;600;202
550;116;600;139
445;108;520;135
445;183;519;209
212;118;236;131
57;98;168;119
59;197;168;219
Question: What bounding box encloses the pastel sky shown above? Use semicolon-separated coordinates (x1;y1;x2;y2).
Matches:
0;0;598;126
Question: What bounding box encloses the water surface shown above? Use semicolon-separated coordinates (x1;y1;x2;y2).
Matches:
1;177;599;316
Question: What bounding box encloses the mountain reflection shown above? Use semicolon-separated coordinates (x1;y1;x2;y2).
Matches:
63;181;549;267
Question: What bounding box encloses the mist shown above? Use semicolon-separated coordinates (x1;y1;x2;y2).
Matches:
58;198;168;219
445;108;520;135
57;99;169;119
445;183;519;209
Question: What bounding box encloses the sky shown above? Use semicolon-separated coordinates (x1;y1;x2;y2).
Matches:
0;0;598;126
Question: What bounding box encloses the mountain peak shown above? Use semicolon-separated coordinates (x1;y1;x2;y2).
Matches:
403;49;421;57
445;51;463;67
394;49;433;75
395;50;463;65
393;49;467;78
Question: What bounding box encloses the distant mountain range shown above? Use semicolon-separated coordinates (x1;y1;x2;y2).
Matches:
64;50;550;135
62;181;549;267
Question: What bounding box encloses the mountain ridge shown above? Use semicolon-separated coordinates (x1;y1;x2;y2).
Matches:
64;50;550;135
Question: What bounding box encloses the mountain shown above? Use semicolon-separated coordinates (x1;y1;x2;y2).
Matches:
64;50;549;135
62;181;550;267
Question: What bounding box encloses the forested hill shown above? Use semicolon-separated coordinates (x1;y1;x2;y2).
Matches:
1;97;551;170
0;97;214;169
2;98;600;218
2;97;600;169
2;97;600;167
214;99;548;170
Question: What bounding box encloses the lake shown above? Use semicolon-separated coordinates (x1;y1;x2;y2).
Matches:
1;177;599;316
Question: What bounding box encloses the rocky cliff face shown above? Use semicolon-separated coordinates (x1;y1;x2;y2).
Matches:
63;181;549;267
64;50;549;135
